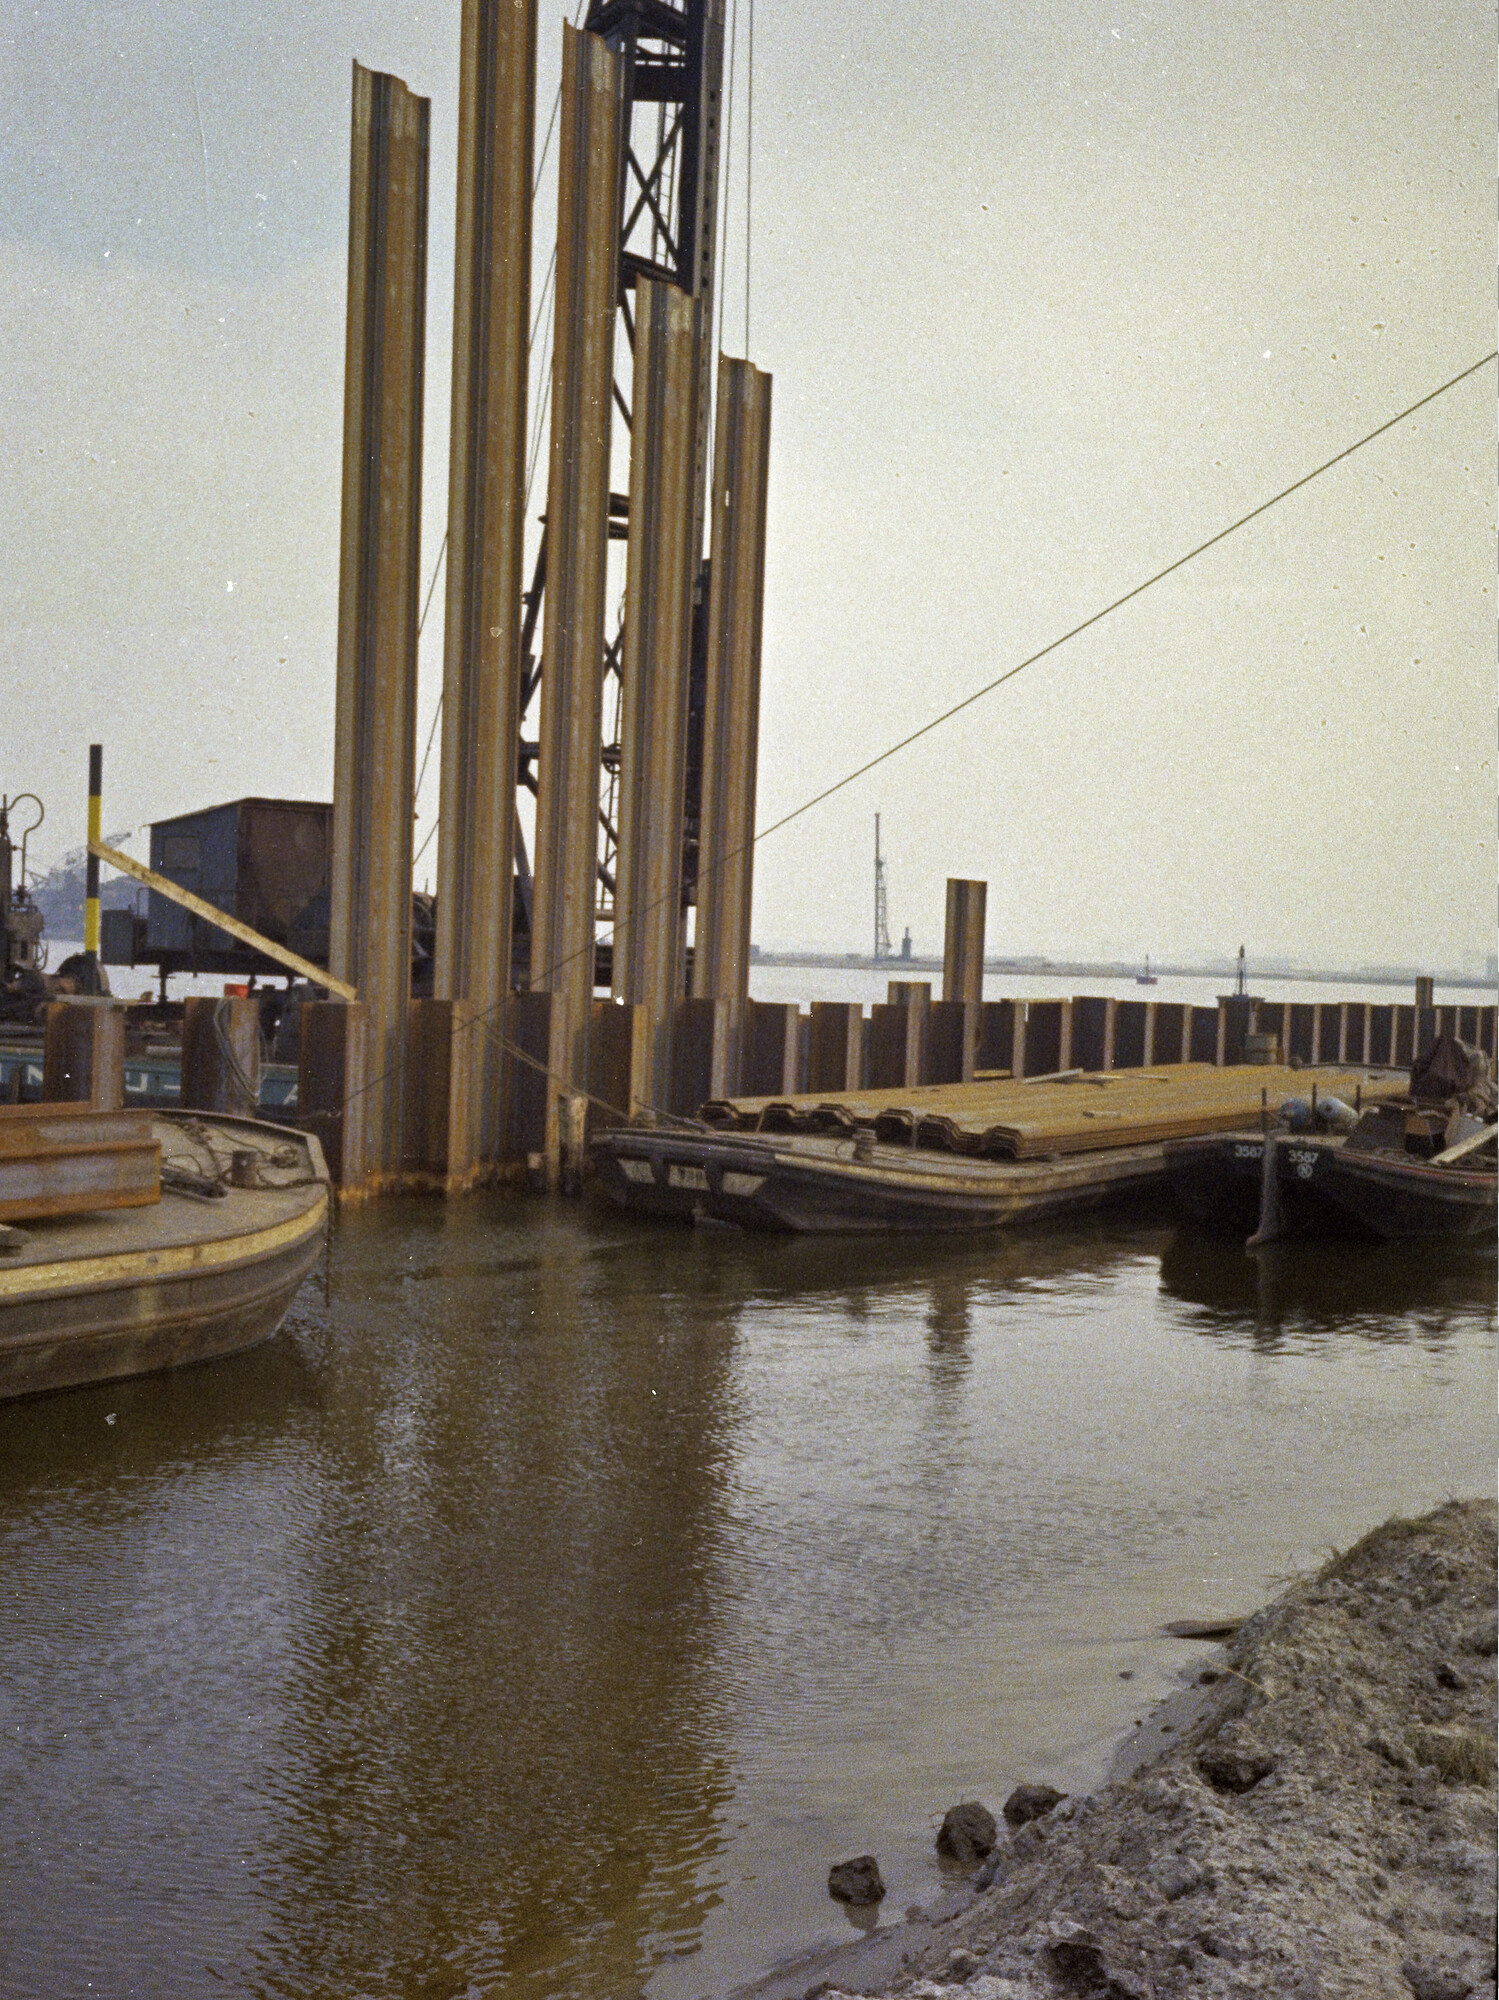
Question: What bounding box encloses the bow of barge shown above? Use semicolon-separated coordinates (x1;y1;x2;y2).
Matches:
0;1110;328;1400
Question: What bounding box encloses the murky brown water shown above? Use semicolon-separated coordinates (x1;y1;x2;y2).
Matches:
0;1197;1492;1999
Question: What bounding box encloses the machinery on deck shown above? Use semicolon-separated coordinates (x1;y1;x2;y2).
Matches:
1;794;49;1020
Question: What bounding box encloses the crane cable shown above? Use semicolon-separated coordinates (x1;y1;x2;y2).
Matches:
323;350;1497;1128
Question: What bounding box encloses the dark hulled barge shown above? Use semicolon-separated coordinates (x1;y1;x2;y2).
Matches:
594;1063;1409;1234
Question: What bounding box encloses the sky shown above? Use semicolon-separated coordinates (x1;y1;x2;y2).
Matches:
1;0;1493;971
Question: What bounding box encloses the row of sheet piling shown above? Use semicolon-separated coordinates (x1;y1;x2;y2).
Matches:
323;16;775;1193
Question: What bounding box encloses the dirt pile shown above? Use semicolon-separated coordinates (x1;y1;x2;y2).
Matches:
820;1499;1497;2000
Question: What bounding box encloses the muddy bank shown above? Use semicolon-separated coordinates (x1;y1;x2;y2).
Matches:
737;1499;1496;2000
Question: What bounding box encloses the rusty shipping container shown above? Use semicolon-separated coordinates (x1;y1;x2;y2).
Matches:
143;799;332;974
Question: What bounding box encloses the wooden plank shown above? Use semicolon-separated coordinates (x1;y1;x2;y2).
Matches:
89;839;357;1001
1430;1122;1498;1167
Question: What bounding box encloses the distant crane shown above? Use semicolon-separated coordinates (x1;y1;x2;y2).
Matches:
873;814;892;960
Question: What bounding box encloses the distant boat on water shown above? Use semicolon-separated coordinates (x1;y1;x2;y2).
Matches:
1136;956;1158;986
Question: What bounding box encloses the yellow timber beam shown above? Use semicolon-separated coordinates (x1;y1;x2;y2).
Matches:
87;839;359;1003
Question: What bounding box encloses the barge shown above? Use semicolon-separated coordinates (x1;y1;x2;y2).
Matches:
594;1063;1407;1234
0;1108;328;1400
593;1121;1171;1232
1166;1097;1496;1243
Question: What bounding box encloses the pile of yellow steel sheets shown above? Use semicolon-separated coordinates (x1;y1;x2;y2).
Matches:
703;1063;1407;1160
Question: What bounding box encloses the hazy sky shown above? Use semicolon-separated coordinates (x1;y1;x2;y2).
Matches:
2;0;1492;969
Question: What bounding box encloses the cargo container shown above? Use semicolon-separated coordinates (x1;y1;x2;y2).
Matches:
102;798;332;982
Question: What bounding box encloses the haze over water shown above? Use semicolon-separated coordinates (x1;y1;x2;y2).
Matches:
0;1196;1491;1999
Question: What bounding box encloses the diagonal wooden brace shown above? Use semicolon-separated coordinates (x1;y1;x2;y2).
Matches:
87;839;359;1002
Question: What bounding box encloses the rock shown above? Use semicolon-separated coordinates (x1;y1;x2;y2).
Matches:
946;1945;981;1978
1047;1922;1108;1990
936;1800;998;1864
1043;1923;1150;1998
1149;1854;1205;1901
1002;1783;1066;1828
1369;1733;1413;1771
1403;1961;1476;2000
1462;1614;1498;1656
972;1848;1006;1891
827;1854;885;1905
1195;1742;1276;1793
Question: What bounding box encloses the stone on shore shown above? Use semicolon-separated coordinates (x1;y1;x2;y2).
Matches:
828;1854;885;1905
999;1783;1065;1828
935;1801;998;1864
793;1499;1498;2000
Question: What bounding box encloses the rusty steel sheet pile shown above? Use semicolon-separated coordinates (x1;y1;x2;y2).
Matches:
330;63;431;1185
701;1063;1409;1161
434;0;538;1174
528;24;626;1175
611;278;704;1115
692;358;773;1021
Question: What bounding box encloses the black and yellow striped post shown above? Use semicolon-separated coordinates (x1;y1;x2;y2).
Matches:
84;743;102;967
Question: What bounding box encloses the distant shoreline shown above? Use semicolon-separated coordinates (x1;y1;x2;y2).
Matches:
750;951;1498;994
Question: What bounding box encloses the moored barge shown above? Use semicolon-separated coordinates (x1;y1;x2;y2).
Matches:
594;1063;1407;1234
0;1108;328;1399
1166;1100;1496;1242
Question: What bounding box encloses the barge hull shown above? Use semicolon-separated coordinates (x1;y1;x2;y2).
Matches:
0;1113;329;1400
1164;1133;1365;1238
1320;1150;1496;1241
0;1198;327;1399
593;1130;1167;1234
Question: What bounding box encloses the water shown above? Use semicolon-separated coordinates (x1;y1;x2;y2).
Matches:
0;1192;1491;1999
748;962;1498;1011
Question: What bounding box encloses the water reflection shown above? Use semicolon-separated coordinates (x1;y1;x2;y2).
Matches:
0;1195;1490;2000
274;1200;745;1999
1159;1225;1495;1346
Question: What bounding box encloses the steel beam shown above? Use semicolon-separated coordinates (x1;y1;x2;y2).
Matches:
942;879;986;1006
298;1001;370;1193
181;997;260;1117
942;878;986;1079
330;64;430;1189
529;25;625;1184
612;278;702;1115
42;1000;125;1110
433;0;537;1175
691;355;772;1088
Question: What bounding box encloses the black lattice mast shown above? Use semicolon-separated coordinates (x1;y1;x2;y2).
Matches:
516;0;724;961
874;814;892;961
